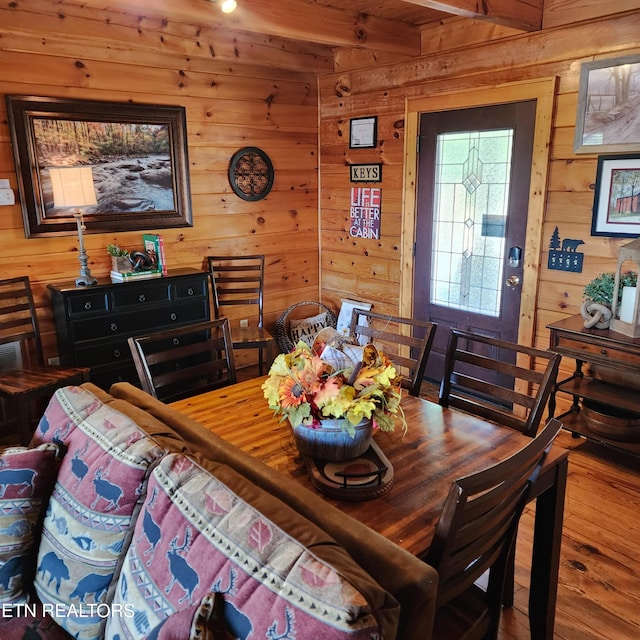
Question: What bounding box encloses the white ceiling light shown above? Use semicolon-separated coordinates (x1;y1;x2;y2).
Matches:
220;0;237;13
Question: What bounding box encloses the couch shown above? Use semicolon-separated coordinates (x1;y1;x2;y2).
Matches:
0;382;438;640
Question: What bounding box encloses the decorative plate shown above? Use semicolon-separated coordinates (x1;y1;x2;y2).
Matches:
228;146;274;201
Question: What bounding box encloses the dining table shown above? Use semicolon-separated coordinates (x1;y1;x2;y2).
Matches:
170;376;569;640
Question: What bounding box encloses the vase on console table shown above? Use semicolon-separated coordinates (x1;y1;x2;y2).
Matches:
292;418;373;461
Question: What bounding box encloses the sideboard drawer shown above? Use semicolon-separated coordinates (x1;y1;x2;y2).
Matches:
111;282;172;308
75;340;131;367
49;269;210;389
66;292;109;316
555;334;640;369
174;276;209;299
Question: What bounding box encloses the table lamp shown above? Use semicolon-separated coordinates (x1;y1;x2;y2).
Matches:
49;166;98;287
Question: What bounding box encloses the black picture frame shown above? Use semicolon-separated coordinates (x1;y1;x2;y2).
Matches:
592;154;640;237
6;95;193;237
574;54;640;154
349;116;378;149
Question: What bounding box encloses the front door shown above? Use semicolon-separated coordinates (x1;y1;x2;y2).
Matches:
414;101;536;382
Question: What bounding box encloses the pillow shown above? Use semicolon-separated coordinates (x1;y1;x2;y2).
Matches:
106;454;386;640
289;311;328;347
32;386;167;640
144;592;226;640
0;442;62;606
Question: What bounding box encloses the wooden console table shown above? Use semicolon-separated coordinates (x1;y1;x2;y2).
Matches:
547;314;640;455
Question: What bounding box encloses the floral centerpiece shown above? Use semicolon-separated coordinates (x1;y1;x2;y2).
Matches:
262;333;406;438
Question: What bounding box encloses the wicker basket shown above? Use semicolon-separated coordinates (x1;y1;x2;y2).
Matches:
274;301;337;353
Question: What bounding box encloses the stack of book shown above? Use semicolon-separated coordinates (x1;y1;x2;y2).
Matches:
110;233;167;282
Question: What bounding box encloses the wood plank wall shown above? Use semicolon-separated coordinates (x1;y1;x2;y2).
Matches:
318;7;640;363
0;0;332;366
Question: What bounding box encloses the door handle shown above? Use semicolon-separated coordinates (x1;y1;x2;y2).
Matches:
506;275;520;287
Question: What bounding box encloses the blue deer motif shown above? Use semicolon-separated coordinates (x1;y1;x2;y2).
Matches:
266;606;297;640
213;570;252;639
165;526;199;604
70;441;90;488
137;486;161;567
0;462;36;498
91;468;123;511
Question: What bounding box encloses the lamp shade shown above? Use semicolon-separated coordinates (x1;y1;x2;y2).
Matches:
49;166;97;208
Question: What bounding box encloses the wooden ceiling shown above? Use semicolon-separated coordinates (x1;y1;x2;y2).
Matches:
73;0;541;57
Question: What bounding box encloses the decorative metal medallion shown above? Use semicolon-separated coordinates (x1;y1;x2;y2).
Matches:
228;147;274;201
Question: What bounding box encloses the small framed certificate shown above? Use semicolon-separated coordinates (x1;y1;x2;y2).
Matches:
349;116;377;149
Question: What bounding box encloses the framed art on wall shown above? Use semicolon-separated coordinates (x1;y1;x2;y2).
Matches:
6;95;193;237
574;54;640;154
592;154;640;237
349;116;378;149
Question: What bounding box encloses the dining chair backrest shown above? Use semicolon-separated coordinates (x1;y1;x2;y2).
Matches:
128;319;237;403
0;275;44;368
423;417;563;640
0;276;90;445
349;309;437;397
207;255;266;327
439;329;561;437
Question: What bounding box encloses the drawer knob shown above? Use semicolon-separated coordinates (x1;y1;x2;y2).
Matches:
139;294;146;302
600;349;607;355
187;287;194;296
110;322;118;332
114;349;121;358
170;312;177;321
84;301;92;310
172;337;180;345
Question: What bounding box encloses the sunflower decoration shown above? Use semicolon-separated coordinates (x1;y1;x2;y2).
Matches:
262;330;406;436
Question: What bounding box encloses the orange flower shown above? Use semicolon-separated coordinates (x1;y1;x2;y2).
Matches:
279;377;306;408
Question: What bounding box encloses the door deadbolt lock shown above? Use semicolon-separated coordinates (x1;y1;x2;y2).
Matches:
506;275;520;288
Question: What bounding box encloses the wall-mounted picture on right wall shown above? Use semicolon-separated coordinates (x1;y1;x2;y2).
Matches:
574;54;640;154
592;154;640;237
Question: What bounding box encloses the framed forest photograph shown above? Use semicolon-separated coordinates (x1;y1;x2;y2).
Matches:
6;95;193;237
574;54;640;154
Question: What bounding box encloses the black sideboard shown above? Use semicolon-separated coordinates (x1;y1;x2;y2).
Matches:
48;268;210;390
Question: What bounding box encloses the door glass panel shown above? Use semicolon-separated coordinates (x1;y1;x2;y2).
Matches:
430;129;514;317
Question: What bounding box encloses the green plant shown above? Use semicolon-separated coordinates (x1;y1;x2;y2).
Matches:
106;244;129;257
584;271;638;307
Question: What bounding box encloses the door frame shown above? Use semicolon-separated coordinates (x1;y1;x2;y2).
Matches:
401;77;557;352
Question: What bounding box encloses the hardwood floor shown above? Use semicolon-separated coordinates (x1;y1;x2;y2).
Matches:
414;378;640;639
238;367;640;639
501;431;640;640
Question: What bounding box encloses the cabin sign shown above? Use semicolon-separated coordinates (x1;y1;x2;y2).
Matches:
350;187;381;239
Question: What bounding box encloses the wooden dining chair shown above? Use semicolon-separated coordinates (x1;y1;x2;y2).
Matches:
439;329;561;437
0;276;90;445
422;417;563;640
349;309;437;396
206;255;275;375
128;318;237;403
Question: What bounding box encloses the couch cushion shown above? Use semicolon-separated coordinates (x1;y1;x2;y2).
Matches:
106;453;395;640
31;386;168;640
0;443;62;606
